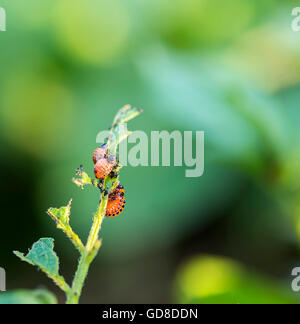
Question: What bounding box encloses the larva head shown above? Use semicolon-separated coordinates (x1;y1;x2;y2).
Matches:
116;184;125;196
106;154;117;165
92;143;108;164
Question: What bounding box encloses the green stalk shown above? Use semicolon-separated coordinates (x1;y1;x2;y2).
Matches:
66;192;108;304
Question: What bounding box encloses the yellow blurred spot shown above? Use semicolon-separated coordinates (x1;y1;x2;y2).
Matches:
225;25;300;92
53;0;130;65
177;255;242;299
0;68;74;159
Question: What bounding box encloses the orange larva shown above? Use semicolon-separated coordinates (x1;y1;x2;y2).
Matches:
94;158;114;179
106;185;126;217
92;144;108;164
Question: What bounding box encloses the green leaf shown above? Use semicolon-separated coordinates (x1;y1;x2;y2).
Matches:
47;201;84;253
108;105;142;154
111;104;142;127
72;171;93;189
14;238;70;293
0;289;57;304
48;201;71;230
14;238;59;275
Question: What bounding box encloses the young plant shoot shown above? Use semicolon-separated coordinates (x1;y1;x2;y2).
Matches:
13;105;142;304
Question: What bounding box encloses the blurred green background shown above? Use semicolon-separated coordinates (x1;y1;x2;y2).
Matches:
1;0;300;304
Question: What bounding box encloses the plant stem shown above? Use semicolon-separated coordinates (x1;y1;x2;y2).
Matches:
64;106;141;304
65;252;89;304
86;195;107;252
66;192;108;304
51;275;72;295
